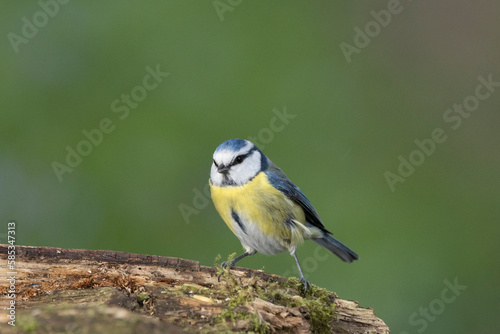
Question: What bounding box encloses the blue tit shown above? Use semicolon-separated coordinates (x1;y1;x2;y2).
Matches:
209;138;358;291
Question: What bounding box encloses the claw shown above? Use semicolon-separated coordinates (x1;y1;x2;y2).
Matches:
300;277;311;294
218;261;230;282
218;251;254;282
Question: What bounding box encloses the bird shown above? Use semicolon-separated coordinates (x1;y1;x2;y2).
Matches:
209;138;358;291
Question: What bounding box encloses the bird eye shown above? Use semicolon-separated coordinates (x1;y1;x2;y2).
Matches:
234;155;244;165
213;159;218;168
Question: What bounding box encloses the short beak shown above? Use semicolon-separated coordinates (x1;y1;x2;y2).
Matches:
217;164;229;173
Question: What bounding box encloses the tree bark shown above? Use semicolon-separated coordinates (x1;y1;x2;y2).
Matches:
0;245;389;333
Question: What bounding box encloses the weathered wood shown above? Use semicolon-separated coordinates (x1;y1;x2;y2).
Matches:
0;245;389;333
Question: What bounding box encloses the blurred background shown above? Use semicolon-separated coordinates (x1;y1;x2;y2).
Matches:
1;1;499;332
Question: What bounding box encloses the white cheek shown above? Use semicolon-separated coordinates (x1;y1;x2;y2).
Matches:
211;148;262;186
229;152;261;185
229;165;247;184
210;164;223;186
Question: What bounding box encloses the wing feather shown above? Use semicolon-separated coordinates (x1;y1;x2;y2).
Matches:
265;161;331;234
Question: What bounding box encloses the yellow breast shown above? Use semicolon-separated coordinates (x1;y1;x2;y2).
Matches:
209;172;306;246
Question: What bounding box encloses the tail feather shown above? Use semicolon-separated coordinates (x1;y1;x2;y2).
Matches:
313;234;358;263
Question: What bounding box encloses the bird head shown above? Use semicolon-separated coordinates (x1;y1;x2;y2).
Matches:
210;139;267;186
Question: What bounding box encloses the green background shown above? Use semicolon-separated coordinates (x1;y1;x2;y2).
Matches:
2;1;499;333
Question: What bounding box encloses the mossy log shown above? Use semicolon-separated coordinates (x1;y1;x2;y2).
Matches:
0;245;389;333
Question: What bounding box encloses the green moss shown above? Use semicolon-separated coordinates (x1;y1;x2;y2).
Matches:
136;293;151;302
216;252;236;279
213;262;269;332
303;291;336;333
218;289;251;322
255;277;336;333
214;254;222;266
16;315;39;333
285;277;336;333
160;287;185;297
213;258;336;334
249;313;271;334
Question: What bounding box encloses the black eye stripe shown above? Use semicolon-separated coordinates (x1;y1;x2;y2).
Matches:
231;146;260;166
214;147;258;169
232;152;250;166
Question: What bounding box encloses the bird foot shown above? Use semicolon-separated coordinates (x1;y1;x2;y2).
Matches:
299;276;311;294
218;261;233;282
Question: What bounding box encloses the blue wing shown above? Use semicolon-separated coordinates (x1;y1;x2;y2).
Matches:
265;161;331;234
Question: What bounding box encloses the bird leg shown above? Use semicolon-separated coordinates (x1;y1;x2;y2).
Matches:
291;249;311;294
219;250;255;281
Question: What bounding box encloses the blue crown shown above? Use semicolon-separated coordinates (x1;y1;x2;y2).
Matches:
215;138;248;153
